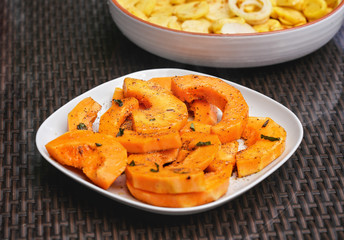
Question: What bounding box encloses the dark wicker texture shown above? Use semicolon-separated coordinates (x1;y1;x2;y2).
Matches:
0;0;343;239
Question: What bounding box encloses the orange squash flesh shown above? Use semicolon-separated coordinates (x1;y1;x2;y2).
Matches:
68;97;102;131
126;180;229;208
112;87;124;100
171;75;249;143
236;117;286;177
45;131;127;190
148;77;173;91
168;132;221;171
116;130;182;153
125;152;207;194
179;121;212;134
98;97;139;136
190;100;218;125
123;78;188;134
126;140;238;207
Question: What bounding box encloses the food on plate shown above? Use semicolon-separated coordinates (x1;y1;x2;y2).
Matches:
67;97;101;131
99;97;139;136
171;74;249;143
123;77;188;133
236;117;287;177
45;74;287;207
116;130;182;153
189;100;218;125
114;0;342;34
126;140;237;207
45;130;127;190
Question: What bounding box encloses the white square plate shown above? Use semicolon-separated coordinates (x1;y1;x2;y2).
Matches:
36;68;303;215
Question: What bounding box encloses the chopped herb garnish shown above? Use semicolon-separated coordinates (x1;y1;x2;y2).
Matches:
262;119;269;128
113;99;123;107
190;123;195;131
116;128;124;137
149;118;156;121
166;109;175;112
196;141;212;146
150;163;159;172
95;143;102;147
261;134;280;141
129;160;136;166
77;123;87;130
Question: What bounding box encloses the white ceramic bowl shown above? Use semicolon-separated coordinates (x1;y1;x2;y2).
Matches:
108;0;344;68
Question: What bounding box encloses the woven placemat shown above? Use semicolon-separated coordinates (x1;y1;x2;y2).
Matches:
1;0;343;239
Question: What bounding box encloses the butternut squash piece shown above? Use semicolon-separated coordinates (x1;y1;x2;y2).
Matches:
117;130;182;153
45;131;127;190
126;179;228;208
179;121;212;134
190;99;218;125
98;97;139;136
112;87;124;100
68;97;102;131
148;76;173;91
168;132;221;171
126;140;237;207
171;75;249;143
123;78;188;133
236;117;286;177
206;140;238;173
125;153;207;194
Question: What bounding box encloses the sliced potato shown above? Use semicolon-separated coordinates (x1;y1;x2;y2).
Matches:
174;1;209;21
181;18;211;33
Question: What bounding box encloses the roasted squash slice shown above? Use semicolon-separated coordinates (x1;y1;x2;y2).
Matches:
171;75;249;143
98;97;139;136
112;87;124;100
126;179;228;208
123;78;188;133
68;97;102;131
45;131;127;190
126;140;238;207
168;132;221;171
179;121;212;134
236;117;286;177
148;76;173;91
190;99;218;125
116;129;182;153
125;153;207;194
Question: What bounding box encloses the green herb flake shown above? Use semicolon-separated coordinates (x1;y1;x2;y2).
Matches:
95;143;102;147
261;134;280;141
113;99;123;107
116;128;124;137
129;160;136;166
190;123;195;131
196;141;212;146
150;163;159;172
262;119;269;128
149;118;156;121
77;123;88;130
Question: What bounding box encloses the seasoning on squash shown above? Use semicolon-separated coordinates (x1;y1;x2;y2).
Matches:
150;163;160;172
113;99;123;107
95;143;102;147
262;119;269;128
77;122;88;130
116;128;125;137
261;134;281;141
190;122;196;131
196;141;212;146
129;160;136;166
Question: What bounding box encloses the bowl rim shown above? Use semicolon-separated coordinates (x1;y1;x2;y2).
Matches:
109;0;344;37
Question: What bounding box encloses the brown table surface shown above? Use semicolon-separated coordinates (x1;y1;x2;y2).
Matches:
1;0;344;239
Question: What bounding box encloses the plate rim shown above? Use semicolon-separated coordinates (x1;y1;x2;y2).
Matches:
36;68;303;215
